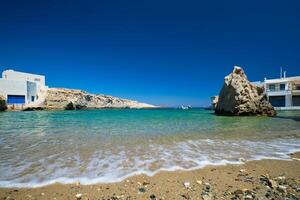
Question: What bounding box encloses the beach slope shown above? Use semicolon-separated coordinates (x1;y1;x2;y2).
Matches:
1;153;299;200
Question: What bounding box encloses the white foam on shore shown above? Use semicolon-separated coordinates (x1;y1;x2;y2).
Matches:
0;138;299;188
0;159;243;188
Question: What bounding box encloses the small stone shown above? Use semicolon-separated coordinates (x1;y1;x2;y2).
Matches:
239;169;246;173
116;195;124;199
41;193;45;196
138;187;146;193
143;181;150;186
277;185;287;193
233;189;243;195
183;182;190;189
76;193;82;199
181;194;190;199
277;176;286;180
4;197;14;200
204;182;210;186
202;194;212;200
238;158;246;162
269;179;278;189
244;195;253;199
242;189;253;194
196;180;203;185
203;182;211;192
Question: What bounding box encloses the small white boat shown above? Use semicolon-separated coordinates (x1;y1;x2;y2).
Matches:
181;105;191;110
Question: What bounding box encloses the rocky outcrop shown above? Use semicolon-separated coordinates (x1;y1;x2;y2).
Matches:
65;102;76;110
0;95;7;111
44;88;157;110
215;66;276;116
23;107;44;111
211;96;219;110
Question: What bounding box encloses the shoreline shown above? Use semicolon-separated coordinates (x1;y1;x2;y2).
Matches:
1;147;299;189
1;152;299;199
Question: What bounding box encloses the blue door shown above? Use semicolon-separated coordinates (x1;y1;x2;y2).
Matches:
7;95;25;104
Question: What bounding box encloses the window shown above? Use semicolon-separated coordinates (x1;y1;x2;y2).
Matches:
280;84;285;91
269;84;275;91
31;96;35;102
34;78;40;82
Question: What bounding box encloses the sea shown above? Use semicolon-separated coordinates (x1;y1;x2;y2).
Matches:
0;109;299;187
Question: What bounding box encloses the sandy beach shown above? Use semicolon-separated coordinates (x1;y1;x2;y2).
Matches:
1;0;300;199
0;152;299;200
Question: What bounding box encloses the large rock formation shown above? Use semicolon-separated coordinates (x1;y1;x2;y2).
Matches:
215;66;276;116
44;88;156;110
0;95;7;111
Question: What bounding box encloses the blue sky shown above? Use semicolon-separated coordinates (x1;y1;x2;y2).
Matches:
0;0;300;107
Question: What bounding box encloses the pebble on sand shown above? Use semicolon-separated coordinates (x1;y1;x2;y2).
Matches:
277;185;287;193
76;193;82;199
183;182;190;189
196;180;203;185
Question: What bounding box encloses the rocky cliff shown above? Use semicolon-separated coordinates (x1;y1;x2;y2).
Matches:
44;88;156;110
0;95;7;111
215;66;276;116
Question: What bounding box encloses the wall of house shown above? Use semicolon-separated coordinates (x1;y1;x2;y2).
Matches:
285;94;293;107
2;70;45;86
0;70;48;106
0;79;27;103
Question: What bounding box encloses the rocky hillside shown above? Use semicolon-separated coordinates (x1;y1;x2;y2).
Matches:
44;88;156;110
0;95;7;111
215;66;276;116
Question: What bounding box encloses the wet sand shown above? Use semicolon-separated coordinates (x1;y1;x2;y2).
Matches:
0;152;300;200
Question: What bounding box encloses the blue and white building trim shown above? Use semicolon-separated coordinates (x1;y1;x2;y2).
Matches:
0;69;48;105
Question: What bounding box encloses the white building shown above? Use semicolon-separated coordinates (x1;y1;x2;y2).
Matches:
263;76;300;109
211;72;300;110
0;69;48;106
250;75;300;109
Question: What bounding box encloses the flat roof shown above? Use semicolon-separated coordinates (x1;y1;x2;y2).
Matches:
265;76;300;84
2;69;45;78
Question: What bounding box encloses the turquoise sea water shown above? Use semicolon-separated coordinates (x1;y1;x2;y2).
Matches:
0;109;300;187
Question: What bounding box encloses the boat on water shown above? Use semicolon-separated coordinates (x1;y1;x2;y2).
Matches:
181;105;192;110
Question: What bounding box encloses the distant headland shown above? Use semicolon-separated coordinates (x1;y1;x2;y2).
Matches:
0;69;157;111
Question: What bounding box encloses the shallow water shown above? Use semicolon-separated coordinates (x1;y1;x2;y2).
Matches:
0;109;299;187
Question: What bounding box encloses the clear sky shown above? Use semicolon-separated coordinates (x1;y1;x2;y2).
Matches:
0;0;300;107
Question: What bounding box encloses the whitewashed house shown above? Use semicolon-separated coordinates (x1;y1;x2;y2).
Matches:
0;69;48;106
263;76;300;109
212;70;300;110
